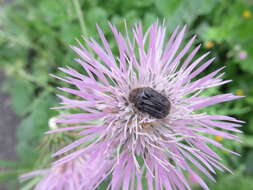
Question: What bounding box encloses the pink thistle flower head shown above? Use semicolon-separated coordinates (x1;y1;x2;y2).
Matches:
20;152;111;190
238;51;248;60
50;22;243;190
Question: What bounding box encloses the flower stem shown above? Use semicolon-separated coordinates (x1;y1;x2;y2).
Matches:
72;0;88;37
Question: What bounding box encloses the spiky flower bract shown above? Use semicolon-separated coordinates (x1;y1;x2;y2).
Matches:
50;22;243;190
20;152;111;190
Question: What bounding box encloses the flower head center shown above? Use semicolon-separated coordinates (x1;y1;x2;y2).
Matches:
128;87;170;119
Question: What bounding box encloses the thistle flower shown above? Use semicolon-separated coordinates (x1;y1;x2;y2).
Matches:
20;151;111;190
51;23;243;190
238;51;248;60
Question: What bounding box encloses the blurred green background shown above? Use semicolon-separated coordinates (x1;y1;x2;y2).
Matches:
0;0;253;189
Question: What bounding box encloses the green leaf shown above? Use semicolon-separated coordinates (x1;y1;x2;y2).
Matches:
245;150;253;175
238;43;253;74
0;160;19;168
210;167;253;190
125;10;140;24
9;80;34;116
60;22;82;44
0;170;18;183
248;116;253;133
39;0;69;26
186;0;219;15
135;0;153;7
155;0;183;16
241;135;253;148
16;92;57;160
86;7;108;35
20;177;41;190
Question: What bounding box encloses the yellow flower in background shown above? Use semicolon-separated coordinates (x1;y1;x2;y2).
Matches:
235;89;244;96
204;41;215;49
215;136;223;142
242;10;251;18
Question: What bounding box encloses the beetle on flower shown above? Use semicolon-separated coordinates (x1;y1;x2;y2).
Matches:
48;22;243;190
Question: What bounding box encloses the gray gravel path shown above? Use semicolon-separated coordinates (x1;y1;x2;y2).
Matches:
0;72;20;189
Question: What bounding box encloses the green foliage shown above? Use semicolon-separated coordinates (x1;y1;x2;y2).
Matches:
8;79;34;116
16;92;57;161
1;0;253;189
209;167;253;190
